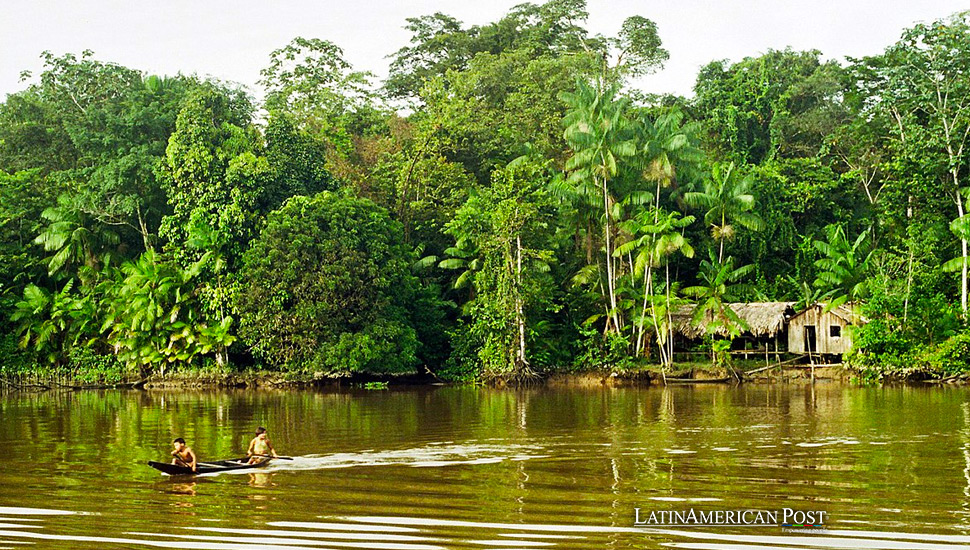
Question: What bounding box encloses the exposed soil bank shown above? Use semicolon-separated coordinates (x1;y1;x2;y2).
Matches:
0;369;434;391
0;362;865;391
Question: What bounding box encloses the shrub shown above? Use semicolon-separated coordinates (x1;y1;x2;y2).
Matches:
237;192;427;375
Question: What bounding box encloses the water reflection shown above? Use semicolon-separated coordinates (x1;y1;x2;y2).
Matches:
167;482;197;496
248;472;276;488
2;386;970;548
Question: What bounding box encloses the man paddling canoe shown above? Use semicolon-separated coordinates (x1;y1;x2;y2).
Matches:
171;437;197;472
246;427;278;464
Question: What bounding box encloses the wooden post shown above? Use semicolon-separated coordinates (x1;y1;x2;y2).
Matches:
809;345;815;385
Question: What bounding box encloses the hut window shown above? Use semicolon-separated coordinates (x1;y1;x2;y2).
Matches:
830;325;841;338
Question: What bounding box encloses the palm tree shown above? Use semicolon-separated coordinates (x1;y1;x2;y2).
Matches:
561;80;636;333
414;237;482;312
616;209;694;365
683;253;754;373
101;250;235;374
35;196;119;277
637;108;704;209
11;280;88;366
684;162;764;262
813;224;875;308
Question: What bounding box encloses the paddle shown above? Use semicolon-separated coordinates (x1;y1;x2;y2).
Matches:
252;454;294;460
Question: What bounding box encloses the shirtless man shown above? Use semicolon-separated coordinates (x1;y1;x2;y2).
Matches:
246;427;278;464
171;438;197;472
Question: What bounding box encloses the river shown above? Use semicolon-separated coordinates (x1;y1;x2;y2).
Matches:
1;384;969;549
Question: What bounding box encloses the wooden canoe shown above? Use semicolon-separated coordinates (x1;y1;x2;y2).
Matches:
147;457;271;475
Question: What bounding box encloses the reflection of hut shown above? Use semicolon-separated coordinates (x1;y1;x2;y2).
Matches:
787;303;863;356
671;302;796;357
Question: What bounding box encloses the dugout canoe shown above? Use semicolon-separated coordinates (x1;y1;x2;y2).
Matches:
147;457;271;475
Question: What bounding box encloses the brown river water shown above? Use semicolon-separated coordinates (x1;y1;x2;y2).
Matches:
1;384;969;549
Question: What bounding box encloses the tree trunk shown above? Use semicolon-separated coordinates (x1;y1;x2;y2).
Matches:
718;211;727;263
955;170;969;313
666;262;675;367
137;205;153;253
635;262;651;357
600;175;620;332
515;234;528;368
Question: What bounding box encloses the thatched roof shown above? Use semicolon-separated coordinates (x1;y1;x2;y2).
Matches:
672;302;796;339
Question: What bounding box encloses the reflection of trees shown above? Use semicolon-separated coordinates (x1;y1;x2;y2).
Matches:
962;402;970;522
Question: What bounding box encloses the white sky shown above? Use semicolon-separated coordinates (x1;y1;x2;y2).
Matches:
1;1;967;102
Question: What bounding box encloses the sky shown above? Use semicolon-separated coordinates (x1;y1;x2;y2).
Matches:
1;1;967;102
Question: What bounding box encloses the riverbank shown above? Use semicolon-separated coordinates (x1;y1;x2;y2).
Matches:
0;360;870;391
6;357;970;391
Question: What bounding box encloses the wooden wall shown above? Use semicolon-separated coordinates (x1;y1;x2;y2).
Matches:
787;305;853;355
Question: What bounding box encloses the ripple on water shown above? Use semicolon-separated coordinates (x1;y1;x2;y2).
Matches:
257;444;546;473
181;526;434;541
6;505;970;550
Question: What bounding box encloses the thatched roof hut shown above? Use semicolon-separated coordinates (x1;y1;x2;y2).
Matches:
671;302;796;339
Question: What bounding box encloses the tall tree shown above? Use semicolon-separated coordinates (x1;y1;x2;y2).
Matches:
385;0;594;100
236;193;424;374
693;49;840;164
851;11;970;312
615;208;694;365
684;162;764;262
259;36;381;155
562;81;636;333
159;85;262;263
444;157;556;380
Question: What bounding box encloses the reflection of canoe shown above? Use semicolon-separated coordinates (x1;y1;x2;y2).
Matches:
147;457;271;475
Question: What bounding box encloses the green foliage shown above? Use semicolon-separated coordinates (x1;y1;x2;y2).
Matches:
99;250;236;372
442;157;557;379
67;347;126;384
236;192;424;375
921;333;970;376
260;37;376;121
385;0;667;100
0;169;53;302
574;325;635;371
35;194;120;277
4;9;970;383
812;224;876;306
848;290;961;379
683;253;754;366
0;330;31;375
160;86;264;263
418;50;596;181
260;37;382;156
710;339;733;369
11;279;90;366
561;80;637;334
438;321;485;382
684;162;764;262
739;158;860;287
693;48;842;164
386;0;596;100
264;113;336;209
851;11;970;311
